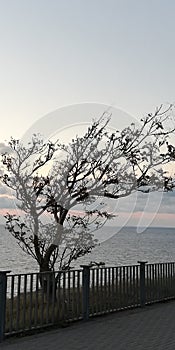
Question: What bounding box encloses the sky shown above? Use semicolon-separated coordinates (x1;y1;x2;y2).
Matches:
0;0;175;227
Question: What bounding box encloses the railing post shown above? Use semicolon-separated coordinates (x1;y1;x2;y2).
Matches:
0;271;10;342
138;261;147;307
81;265;90;321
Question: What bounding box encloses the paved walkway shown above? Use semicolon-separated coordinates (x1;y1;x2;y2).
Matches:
1;301;175;350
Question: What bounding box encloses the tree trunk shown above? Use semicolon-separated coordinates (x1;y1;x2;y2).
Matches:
39;259;57;299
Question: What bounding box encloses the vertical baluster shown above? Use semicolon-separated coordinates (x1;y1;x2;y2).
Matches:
57;271;61;322
158;264;160;300
157;264;159;300
71;271;76;320
76;270;80;319
148;264;152;303
159;264;162;300
96;268;99;314
126;266;129;307
157;264;160;300
173;263;175;297
100;268;103;312
62;271;66;321
165;263;168;298
75;270;78;319
161;263;164;299
104;268;107;312
40;273;44;325
162;263;165;299
149;264;152;302
45;273;50;325
132;266;135;306
152;264;155;301
151;264;154;301
161;264;163;299
66;271;69;320
9;275;14;333
29;274;33;329
91;269;94;315
152;264;155;300
163;263;166;298
167;263;171;298
165;263;168;297
16;275;21;331
154;264;157;300
148;264;151;301
137;265;140;305
111;267;115;310
119;266;121;308
143;264;147;305
163;263;166;297
22;274;27;329
129;266;132;306
134;265;137;304
170;263;173;297
108;268;111;311
123;266;126;308
169;263;171;298
34;273;39;326
133;265;137;305
115;267;118;309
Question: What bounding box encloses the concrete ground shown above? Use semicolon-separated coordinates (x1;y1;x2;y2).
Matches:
1;301;175;350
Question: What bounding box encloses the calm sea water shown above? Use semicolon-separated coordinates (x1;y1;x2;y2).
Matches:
0;225;175;274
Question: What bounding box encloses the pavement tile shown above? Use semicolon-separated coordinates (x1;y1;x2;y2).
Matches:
1;301;175;350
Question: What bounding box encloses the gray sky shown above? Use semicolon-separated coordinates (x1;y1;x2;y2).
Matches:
0;0;175;140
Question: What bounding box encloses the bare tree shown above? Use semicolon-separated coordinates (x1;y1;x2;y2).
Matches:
1;105;174;275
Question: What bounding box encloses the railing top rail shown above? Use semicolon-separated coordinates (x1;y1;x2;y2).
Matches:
5;261;175;277
7;264;140;276
7;268;83;277
146;261;175;266
89;264;140;269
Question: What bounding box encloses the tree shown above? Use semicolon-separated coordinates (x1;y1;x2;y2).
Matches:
1;105;175;275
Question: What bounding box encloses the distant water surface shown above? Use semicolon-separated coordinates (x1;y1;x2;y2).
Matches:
0;225;175;273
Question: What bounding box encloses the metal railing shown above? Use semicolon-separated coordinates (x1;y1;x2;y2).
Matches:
145;262;175;303
88;264;140;316
1;261;175;341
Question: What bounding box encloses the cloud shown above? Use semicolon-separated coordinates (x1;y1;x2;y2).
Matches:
0;190;174;214
0;195;16;209
133;212;175;228
0;185;9;195
0;143;12;154
112;191;175;215
0;189;174;227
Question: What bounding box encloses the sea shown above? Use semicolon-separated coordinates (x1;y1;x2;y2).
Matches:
0;224;175;274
